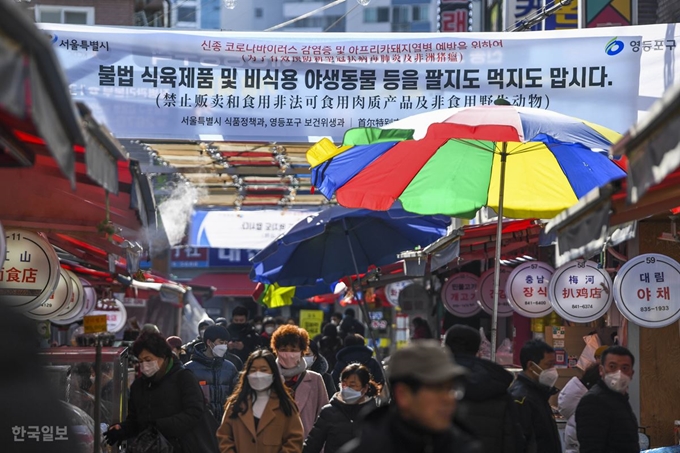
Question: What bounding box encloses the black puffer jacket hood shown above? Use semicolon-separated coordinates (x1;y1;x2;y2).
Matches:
454;354;514;402
311;353;330;374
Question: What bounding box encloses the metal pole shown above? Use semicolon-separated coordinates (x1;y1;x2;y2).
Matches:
93;334;103;453
490;142;508;362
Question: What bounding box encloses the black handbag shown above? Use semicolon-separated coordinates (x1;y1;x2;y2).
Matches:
127;427;174;453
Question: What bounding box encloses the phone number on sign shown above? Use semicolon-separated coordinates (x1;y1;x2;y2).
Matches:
640;306;670;312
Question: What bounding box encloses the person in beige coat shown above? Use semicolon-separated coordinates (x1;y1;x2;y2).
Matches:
218;349;304;453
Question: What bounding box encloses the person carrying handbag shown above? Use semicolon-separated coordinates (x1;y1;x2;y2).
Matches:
103;331;219;453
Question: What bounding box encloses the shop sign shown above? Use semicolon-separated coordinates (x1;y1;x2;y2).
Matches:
83;314;107;334
209;248;260;267
385;280;414;307
299;309;324;337
90;298;128;333
0;229;60;312
506;262;554;318
613;254;680;328
25;268;73;321
50;272;86;324
441;273;481;317
548;260;613;323
171;246;209;268
477;267;514;317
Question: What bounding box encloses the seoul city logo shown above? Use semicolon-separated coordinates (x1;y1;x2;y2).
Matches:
605;37;624;55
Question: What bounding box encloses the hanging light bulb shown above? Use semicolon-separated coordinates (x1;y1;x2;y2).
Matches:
357;0;371;5
223;0;237;9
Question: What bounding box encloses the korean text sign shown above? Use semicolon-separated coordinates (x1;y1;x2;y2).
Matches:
40;24;644;142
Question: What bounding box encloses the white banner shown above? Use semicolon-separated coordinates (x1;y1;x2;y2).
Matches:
37;24;665;141
189;209;319;249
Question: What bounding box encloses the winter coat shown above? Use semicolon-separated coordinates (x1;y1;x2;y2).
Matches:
558;377;588;453
575;380;639;453
319;335;343;372
339;318;365;338
217;391;304;453
226;323;262;364
188;343;243;372
289;370;330;439
120;359;219;453
454;354;525;453
338;405;482;453
309;354;338;397
331;345;385;385
508;373;562;453
185;343;240;422
303;394;378;453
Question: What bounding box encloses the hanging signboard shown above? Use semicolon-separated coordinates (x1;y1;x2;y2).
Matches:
506;262;555;318
25;268;73;321
50;271;85;325
477;267;514;317
90;298;128;333
0;229;61;312
83;314;108;334
441;273;482;317
189;209;319;249
385;280;414;307
549;260;613;323
37;24;649;142
613;253;680;328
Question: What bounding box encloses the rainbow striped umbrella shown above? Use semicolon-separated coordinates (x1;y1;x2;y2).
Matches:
307;105;625;358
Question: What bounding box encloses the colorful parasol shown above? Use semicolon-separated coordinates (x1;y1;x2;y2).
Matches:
307;105;625;359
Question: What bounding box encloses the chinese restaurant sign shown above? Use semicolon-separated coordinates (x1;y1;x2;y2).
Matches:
25;268;73;321
441;272;482;317
613;254;680;328
52;277;93;325
38;24;648;141
549;260;613;323
506;261;554;318
0;229;60;312
477;267;514;317
90;298;128;333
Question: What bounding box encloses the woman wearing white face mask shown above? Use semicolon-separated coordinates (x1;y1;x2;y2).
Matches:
103;331;219;453
271;325;329;439
185;326;241;422
217;349;304;453
303;364;380;453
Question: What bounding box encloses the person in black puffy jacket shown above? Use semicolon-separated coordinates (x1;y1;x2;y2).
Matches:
307;339;338;397
185;325;239;422
103;331;219;453
575;346;639;453
303;364;379;453
445;325;524;453
331;334;385;386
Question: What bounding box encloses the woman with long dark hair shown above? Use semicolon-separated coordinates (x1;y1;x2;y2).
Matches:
303;363;381;453
217;349;303;453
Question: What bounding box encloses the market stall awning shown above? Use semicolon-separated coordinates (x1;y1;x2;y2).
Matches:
187;273;255;297
0;0;86;184
611;82;680;204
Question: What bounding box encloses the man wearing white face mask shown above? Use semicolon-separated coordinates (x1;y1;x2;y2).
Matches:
575;346;639;453
509;339;562;453
186;325;240;422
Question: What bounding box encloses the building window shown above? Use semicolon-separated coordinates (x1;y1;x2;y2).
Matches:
364;7;389;23
255;7;263;18
177;6;196;22
412;5;428;22
392;6;410;24
35;6;94;25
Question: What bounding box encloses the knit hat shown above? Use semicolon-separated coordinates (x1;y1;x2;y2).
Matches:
166;336;183;350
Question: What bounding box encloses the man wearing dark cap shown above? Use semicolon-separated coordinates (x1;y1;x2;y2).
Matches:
339;308;365;339
445;325;524;453
215;317;228;328
185;325;240;421
340;340;481;453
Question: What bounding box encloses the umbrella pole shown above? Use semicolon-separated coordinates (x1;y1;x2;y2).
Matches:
342;219;385;365
491;142;508;363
